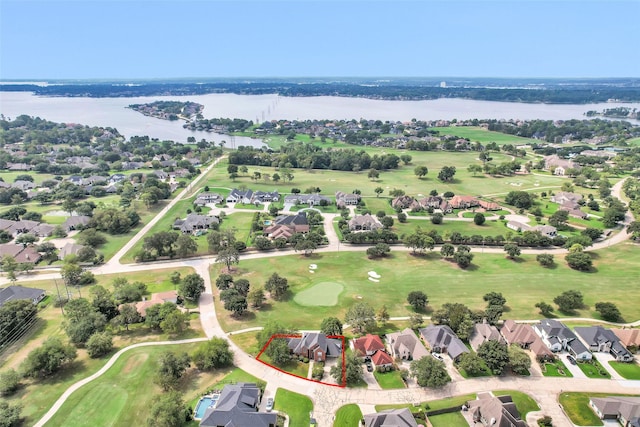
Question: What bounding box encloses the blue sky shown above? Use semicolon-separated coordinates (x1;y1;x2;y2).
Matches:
1;0;638;79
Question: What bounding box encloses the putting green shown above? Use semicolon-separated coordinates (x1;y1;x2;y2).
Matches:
294;281;344;306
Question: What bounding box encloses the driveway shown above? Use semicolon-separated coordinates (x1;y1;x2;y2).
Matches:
361;365;381;390
593;353;625;380
560;354;587;378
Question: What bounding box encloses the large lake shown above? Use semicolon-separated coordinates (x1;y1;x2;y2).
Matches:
1;91;639;145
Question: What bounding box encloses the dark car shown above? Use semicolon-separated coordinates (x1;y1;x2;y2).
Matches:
365;361;373;372
567;355;577;365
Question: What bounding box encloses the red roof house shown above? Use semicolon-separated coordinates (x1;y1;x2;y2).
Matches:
352;334;386;357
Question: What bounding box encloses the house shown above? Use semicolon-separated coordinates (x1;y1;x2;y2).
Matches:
335;191;360;208
449;195;480;210
419;325;469;361
200;382;276;427
469;320;505;351
173;213;219;234
63;215;91;231
544;155;577;176
152;170;169;180
611;329;640;352
352;334;387;357
370;350;394;370
534;319;592;360
59;243;86;260
226;188;253;204
500;320;554;360
194;192;223;206
283;194;332;206
252;191;280;203
589;396;640;427
386;328;429;361
108;173;127;184
391;195;418;210
506;221;557;238
15;245;41;263
134;290;179;317
7;220;40;236
467;393;527;427
363;408;418;427
31;223;55;237
550;191;583;208
264;212;309;240
348;214;382;232
286;332;342;362
11;180;36;191
575;326;634;362
0;285;46;307
418;196;452;213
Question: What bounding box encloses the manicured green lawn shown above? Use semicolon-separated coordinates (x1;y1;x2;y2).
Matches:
577;359;611;379
494;390;540;417
608;361;640;380
274;388;313;427
212;244;640;332
373;369;406;389
43;344;203;427
428;126;538;146
541;360;573;377
428;411;467;427
293;281;344;306
376;393;476;412
333;404;363;427
559;393;603;426
259;353;310;379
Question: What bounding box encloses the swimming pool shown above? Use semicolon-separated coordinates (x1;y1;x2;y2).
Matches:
194;394;220;420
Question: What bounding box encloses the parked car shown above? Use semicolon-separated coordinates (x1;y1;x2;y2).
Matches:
431;352;443;361
567;355;577;365
266;397;274;412
365;361;373;372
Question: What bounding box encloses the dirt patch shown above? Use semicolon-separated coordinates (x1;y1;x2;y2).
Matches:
121;352;149;375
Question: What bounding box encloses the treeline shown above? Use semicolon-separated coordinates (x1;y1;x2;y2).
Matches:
4;82;640;104
228;144;402;171
487;118;637;143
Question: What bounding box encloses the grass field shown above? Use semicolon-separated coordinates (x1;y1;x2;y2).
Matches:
373;370;406;389
608;361;640;380
293;281;344;306
577;359;611;379
428;126;538;146
212;243;640;332
274;388;313;427
494;390;540;416
559;392;603;426
333;404;363;427
541;360;573;377
428;412;467;427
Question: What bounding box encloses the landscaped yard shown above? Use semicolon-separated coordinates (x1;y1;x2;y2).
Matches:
608;361;640;380
333;404;363;427
559;392;604;426
258;352;310;379
212;244;640;332
541;359;573;377
577;359;611;379
274;388;313;427
494;390;540;417
376;393;476;413
373;369;406;389
428;411;467;427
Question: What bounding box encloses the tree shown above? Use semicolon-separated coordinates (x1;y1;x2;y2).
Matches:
175;234;198;258
191;337;234;371
381;216;394;229
90;285;119;321
468;164;483;176
409;313;424;329
247;288;266;308
0;369;20;396
536;254;554;267
437;166;456;182
146;391;191;427
223;294;248;317
366;243;391;258
504;191;534;209
64;307;107;347
368;168;379;180
473;213;486;226
320;317;343;336
86;331;113;358
431;303;474;339
207;229;237;253
410;356;450;387
154;351;191;390
1;255;18;283
265;273;289;301
477;340;510;375
0;401;22;427
400;154;412;165
60;259;83;287
216;247;239;272
430;212;443;224
404;231;434;255
143;231;179;258
440;243;455;258
407;291;428;311
21;337;77;378
160;311;190;334
294;238;318;256
215;274;234;290
549;210;569;229
330;352;363;386
453;250;473;269
503;243;521;259
170;271;182;285
112;303;141;331
457;352;486;376
595;302;623;322
483;292;506;307
414;166;428;179
508;344;532;374
581;228;603;242
266;338;291;366
179;273;205;302
377;305;390;326
565;251;592;271
15;233;37;247
554;290;584;313
535;301;554;317
374;187;384;197
344;302;376;335
234;279;250;296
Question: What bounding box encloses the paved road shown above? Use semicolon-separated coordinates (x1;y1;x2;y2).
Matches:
25;176;639;427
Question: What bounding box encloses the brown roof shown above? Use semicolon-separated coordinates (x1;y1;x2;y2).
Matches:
500;320;552;357
353;334;386;356
371;350;394;366
0;243;23;258
611;328;640;348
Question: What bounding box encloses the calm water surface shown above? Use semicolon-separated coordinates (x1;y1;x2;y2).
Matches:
1;92;638;144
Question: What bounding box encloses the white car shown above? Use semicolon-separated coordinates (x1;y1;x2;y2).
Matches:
431;352;444;361
266;397;274;412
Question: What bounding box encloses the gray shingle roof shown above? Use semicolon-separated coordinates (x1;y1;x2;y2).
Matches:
200;383;276;427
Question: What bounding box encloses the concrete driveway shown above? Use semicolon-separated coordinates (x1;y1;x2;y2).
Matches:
361;365;381;390
560;354;587;378
593;353;625;380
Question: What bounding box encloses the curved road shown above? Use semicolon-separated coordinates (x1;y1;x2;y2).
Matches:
24;176;638;427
